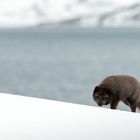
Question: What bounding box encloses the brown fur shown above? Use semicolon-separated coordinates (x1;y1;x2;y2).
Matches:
92;75;140;112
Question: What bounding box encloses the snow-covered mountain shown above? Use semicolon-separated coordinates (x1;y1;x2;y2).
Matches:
1;0;140;28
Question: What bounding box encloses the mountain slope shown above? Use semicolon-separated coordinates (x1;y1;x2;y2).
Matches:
0;0;140;27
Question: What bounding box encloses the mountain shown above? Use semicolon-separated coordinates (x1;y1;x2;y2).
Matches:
0;0;140;28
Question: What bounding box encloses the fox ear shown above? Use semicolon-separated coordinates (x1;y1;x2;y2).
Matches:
94;86;99;93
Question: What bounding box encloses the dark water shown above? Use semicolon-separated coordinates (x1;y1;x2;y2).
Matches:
0;27;140;111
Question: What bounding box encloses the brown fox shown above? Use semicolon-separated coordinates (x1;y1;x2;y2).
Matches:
93;75;140;112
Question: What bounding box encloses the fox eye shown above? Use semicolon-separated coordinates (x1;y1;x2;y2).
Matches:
103;95;109;99
94;94;99;98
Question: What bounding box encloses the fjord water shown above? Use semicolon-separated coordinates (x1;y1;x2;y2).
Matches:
0;27;140;111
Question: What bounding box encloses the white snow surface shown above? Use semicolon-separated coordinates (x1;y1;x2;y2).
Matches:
1;0;140;27
0;93;140;140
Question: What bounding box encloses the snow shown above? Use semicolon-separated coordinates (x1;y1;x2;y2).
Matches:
0;0;140;27
0;93;140;140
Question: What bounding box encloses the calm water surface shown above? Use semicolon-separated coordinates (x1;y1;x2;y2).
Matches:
0;27;140;111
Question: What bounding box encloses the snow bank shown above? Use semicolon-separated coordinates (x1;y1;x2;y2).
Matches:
0;93;139;140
